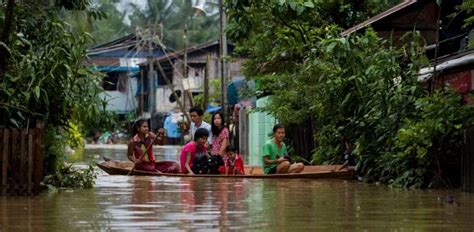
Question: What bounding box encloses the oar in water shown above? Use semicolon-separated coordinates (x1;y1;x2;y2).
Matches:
127;133;161;175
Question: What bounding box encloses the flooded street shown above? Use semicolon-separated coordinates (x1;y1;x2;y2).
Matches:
1;145;474;230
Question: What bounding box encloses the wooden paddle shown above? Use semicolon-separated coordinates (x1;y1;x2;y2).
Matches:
127;133;161;175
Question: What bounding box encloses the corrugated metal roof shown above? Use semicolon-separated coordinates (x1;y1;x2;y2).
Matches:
418;50;474;82
91;66;140;72
156;40;221;63
341;0;418;36
137;40;235;66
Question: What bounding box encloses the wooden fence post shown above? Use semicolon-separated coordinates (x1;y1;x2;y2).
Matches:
0;124;44;196
28;130;34;195
34;123;44;195
2;129;9;196
20;129;26;195
462;127;474;193
11;129;18;196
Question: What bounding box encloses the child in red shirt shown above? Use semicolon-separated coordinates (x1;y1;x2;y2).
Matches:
219;145;245;175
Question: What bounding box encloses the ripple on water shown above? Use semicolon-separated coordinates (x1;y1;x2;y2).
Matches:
2;147;474;230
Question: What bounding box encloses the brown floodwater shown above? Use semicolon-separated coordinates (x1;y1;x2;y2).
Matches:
1;145;473;231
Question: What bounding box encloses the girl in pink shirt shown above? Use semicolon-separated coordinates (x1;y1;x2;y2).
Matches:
210;112;229;156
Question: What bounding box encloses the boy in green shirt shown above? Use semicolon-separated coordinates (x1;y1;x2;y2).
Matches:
262;124;304;174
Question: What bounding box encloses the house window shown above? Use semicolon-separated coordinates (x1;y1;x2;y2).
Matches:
103;71;127;91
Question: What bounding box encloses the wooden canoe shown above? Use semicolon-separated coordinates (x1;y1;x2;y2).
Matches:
96;161;355;179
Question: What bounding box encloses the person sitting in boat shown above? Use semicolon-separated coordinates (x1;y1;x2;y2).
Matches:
180;128;209;175
262;124;304;174
338;139;356;171
127;119;180;173
220;145;245;175
209;111;227;174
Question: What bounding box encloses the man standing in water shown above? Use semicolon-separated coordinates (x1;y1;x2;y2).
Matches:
189;106;211;142
262;124;304;174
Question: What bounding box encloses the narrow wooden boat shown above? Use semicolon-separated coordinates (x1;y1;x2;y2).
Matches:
96;160;355;179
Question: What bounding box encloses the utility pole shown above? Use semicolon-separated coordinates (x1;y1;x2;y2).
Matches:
183;22;195;109
147;32;155;129
203;55;210;110
219;0;228;123
183;24;188;110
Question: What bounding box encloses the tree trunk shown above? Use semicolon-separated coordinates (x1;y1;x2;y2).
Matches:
0;0;16;80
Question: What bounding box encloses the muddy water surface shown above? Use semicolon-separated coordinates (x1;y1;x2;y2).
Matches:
1;145;473;231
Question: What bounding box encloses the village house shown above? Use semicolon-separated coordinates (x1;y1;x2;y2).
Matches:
84;33;166;118
137;40;243;115
342;0;474;100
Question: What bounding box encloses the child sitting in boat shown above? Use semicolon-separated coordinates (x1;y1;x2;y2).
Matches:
220;145;245;175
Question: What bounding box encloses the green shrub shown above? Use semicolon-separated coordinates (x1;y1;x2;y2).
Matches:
43;163;97;189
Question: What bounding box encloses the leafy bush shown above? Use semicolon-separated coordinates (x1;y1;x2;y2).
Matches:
43;127;67;176
382;91;473;188
43;163;97;189
66;122;84;150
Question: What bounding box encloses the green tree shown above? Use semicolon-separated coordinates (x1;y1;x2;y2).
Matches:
64;0;131;46
226;0;399;75
0;0;113;178
128;0;219;50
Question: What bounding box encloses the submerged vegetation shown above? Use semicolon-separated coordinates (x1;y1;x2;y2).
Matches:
43;163;97;190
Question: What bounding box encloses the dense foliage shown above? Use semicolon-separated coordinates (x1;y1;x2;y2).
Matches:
0;1;107;129
0;0;112;187
227;0;398;74
227;0;474;188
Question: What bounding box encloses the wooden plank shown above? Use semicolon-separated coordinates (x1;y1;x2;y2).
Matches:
11;129;18;195
0;129;2;195
465;128;470;192
467;127;472;193
20;129;26;194
34;124;44;195
28;131;33;195
468;128;471;192
462;129;467;192
1;129;10;196
464;127;474;193
1;197;6;228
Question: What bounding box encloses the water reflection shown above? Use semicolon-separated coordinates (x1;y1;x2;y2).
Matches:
1;146;474;230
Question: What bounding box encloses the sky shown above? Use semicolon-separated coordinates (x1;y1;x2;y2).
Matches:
114;0;217;25
116;0;146;11
116;0;147;25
